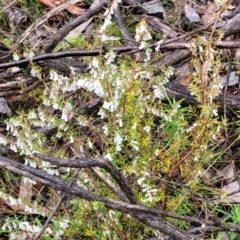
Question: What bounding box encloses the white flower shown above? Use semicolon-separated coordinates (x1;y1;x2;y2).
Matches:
29;51;35;58
153;85;166;99
134;72;140;79
212;109;218;117
45;168;59;175
19;221;33;232
154;149;160;156
9;196;18;205
100;7;113;34
143;126;150;133
10;144;17;152
92;58;99;68
69;136;74;143
151;108;160;116
0;137;7;145
30;67;41;78
52;102;59;109
212;134;217;141
78;117;87;126
137;176;146;185
2;223;11;231
135;19;152;42
58;219;69;229
23;177;36;185
56;132;62;138
56;229;64;239
114;133;123;151
29;161;37;168
13;52;19;61
144;48;152;62
39;111;46;122
102;125;108;135
194;156;199;162
132;123;137;129
116;114;123;127
139;70;151;79
61;111;68;122
102;100;119;112
88;139;93;149
105;153;113;161
155;40;164;52
63;78;105;97
109;210;116;222
28;111;37;119
69;66;76;74
131;140;139;151
105;51;116;65
139;41;147;50
61;103;74;122
101;34;120;42
23;51;35;59
50;70;59;81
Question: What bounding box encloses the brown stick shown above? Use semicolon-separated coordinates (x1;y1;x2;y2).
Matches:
42;0;109;53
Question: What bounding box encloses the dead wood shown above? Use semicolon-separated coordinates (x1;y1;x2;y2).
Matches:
39;58;87;75
42;0;109;53
221;13;240;37
165;82;240;111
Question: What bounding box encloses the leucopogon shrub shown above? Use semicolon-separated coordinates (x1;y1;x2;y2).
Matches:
0;1;226;238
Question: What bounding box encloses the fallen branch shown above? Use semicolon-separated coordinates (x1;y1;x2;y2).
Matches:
1;40;240;70
42;0;109;53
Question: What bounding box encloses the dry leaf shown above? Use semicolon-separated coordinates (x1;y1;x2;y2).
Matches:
66;19;92;39
39;0;56;8
66;0;101;37
67;4;86;15
220;181;240;203
202;2;217;25
184;4;201;22
39;0;86;16
200;168;214;182
175;63;193;79
0;189;51;215
214;0;224;8
221;72;239;87
39;0;65;17
217;164;234;182
0;98;12;116
178;75;192;86
141;0;166;20
19;177;34;201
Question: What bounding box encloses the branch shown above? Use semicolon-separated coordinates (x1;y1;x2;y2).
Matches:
18;0;82;44
165;82;240;111
33;152;139;204
0;79;43;97
221;13;240;37
1;40;240;70
91;167;130;202
42;0;109;53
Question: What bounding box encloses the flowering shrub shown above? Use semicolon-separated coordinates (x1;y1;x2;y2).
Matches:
0;3;226;238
